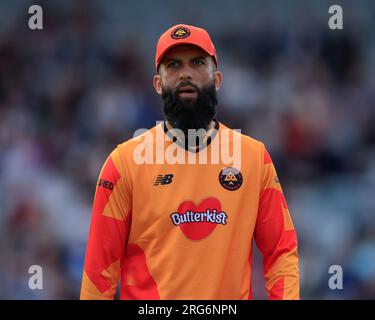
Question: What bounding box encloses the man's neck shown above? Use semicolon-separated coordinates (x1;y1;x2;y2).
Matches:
165;120;217;150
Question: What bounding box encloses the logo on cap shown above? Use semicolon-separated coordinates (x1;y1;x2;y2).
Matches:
171;26;191;39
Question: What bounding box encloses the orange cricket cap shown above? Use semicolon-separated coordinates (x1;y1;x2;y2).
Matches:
155;24;218;71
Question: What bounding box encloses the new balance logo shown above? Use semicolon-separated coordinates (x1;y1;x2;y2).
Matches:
154;174;174;186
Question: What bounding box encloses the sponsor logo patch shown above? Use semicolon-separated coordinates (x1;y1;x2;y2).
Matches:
219;167;243;191
170;197;227;240
98;179;114;190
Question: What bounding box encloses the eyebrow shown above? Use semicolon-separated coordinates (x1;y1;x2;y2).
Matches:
164;56;208;63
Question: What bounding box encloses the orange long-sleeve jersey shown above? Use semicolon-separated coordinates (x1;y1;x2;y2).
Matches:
80;121;299;300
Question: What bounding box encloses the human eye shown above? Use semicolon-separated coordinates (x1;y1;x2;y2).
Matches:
193;58;205;65
167;60;179;68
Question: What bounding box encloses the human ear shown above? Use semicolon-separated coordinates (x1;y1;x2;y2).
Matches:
213;70;222;91
153;74;162;95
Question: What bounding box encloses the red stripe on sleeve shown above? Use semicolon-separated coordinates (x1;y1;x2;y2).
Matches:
93;157;121;216
85;215;128;293
264;230;297;275
269;278;284;300
84;156;127;293
121;244;160;299
264;148;272;164
255;188;297;274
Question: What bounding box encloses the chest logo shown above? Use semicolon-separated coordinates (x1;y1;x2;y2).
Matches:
219;167;243;191
154;174;174;186
170;197;227;240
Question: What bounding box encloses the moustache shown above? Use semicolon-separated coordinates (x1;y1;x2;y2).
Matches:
174;81;200;95
161;80;218;135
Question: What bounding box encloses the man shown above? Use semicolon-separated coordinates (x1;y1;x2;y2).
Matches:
80;24;300;300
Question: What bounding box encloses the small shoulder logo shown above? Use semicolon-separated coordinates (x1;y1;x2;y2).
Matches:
171;26;190;39
98;179;114;190
219;167;243;191
154;174;174;186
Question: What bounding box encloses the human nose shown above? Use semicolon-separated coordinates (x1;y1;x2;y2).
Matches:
178;65;193;81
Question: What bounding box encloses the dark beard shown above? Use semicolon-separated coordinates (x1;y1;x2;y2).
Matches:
161;81;218;136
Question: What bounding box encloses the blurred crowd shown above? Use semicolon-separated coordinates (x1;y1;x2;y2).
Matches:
0;0;375;299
